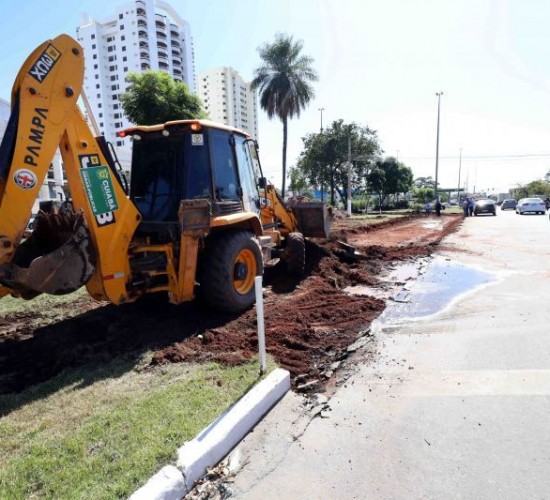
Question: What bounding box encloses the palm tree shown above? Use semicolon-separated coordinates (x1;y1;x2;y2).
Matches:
252;33;318;199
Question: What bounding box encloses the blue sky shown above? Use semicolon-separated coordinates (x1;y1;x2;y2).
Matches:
2;0;550;193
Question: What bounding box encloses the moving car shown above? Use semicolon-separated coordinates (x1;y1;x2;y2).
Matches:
515;198;546;215
474;199;496;216
500;199;517;210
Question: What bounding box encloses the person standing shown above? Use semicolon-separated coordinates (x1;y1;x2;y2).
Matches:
435;199;442;217
469;197;475;216
462;198;469;217
425;201;432;216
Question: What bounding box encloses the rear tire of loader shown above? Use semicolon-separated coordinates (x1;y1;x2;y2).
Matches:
199;230;263;313
285;232;306;276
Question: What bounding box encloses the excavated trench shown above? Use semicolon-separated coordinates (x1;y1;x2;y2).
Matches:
0;214;462;395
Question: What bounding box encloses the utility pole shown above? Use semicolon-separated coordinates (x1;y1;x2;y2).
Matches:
434;91;443;200
347;135;352;216
318;108;325;133
457;148;462;203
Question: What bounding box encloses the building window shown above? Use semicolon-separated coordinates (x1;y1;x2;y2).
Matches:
113;104;119;110
108;46;114;52
91;34;95;39
99;113;103;118
98;103;102;108
108;55;116;62
112;95;118;100
93;54;97;60
99;122;104;127
122;46;127;52
95;74;99;80
96;84;100;89
107;36;114;42
109;65;116;71
123;56;127;62
116;140;123;146
111;84;119;91
119;13;123;19
92;44;96;49
110;75;118;81
96;93;100;98
121;35;125;41
93;64;98;69
120;24;124;30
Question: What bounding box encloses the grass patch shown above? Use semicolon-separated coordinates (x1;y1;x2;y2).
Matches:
0;355;267;498
0;288;91;317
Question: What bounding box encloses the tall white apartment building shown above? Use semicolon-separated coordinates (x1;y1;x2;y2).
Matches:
197;67;259;139
77;0;196;167
0;98;9;140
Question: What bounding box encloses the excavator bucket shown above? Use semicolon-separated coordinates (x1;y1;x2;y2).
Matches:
0;212;96;296
290;202;333;238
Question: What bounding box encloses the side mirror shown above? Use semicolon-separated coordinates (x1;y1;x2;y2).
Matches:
258;177;267;189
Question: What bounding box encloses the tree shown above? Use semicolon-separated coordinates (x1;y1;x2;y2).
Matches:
368;157;414;208
296;120;382;206
252;33;318;199
414;176;435;188
119;71;207;125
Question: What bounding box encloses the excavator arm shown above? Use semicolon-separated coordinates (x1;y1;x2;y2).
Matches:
0;35;141;303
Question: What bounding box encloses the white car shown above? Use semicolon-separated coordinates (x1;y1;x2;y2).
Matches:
515;198;546;215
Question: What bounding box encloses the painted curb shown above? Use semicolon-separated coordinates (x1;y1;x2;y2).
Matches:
130;368;291;499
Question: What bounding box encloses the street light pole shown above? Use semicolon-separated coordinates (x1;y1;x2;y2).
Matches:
434;91;443;200
457;147;462;204
347;135;352;216
318;107;325;133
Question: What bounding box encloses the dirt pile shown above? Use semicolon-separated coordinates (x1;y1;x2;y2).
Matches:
0;215;462;394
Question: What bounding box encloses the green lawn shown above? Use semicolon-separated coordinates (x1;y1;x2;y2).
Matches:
0;354;266;498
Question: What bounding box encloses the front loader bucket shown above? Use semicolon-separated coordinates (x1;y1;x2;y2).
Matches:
290;202;333;238
0;212;96;296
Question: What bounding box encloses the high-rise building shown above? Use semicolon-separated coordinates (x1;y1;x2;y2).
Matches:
77;0;196;168
0;98;9;140
197;67;259;140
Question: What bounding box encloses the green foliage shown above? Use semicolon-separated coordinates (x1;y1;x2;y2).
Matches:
119;71;207;125
296;119;382;205
413;186;435;203
252;33;318;198
368;157;414;207
414;176;435;188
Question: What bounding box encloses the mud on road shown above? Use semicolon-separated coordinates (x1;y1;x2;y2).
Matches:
0;214;462;395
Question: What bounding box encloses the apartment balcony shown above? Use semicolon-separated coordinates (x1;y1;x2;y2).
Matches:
139;41;149;50
158;51;169;61
155;20;166;31
170;29;179;38
159;61;169;70
141;63;150;71
140;52;150;61
137;20;147;28
172;55;182;65
157;40;168;50
173;67;182;75
171;39;180;48
138;30;148;39
136;7;146;18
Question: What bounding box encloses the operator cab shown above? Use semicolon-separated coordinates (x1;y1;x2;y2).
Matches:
123;120;261;226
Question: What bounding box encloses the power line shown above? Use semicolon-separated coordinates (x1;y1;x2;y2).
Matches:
401;153;550;160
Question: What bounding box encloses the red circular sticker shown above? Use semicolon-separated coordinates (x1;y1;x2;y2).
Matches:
13;169;37;190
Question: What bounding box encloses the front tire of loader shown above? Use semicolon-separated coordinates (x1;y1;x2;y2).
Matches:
285;232;306;276
199;230;263;313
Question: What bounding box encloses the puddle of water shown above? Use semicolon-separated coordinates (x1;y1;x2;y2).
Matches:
372;256;497;331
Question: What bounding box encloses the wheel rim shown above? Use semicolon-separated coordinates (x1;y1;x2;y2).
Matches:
233;249;257;294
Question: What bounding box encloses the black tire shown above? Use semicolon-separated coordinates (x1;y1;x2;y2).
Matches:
285;232;306;276
198;230;263;313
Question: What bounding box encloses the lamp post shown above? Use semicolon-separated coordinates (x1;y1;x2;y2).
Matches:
434;91;443;200
318;107;325;133
457;147;462;204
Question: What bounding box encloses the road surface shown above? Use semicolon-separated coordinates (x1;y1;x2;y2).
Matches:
227;210;550;499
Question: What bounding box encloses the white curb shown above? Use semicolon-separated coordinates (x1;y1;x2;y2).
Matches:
130;368;291;499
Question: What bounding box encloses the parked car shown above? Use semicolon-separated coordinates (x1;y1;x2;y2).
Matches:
500;199;517;210
474;199;496;216
515;198;546;215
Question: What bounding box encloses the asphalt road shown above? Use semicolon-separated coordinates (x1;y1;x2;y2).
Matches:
228;210;550;499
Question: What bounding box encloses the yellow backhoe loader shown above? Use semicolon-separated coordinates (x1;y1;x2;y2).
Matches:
0;35;332;312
